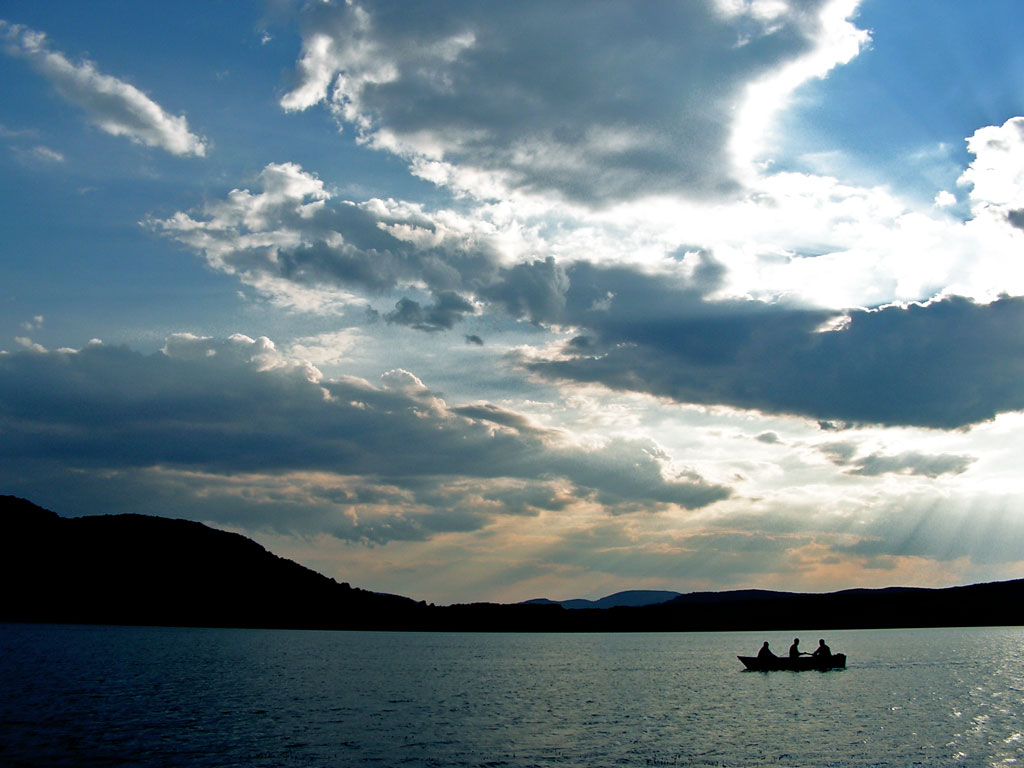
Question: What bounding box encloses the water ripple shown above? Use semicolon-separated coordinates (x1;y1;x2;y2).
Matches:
2;625;1024;767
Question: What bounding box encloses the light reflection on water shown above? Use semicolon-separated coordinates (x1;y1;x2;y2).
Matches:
1;624;1023;767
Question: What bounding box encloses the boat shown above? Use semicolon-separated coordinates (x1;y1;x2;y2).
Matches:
738;653;846;671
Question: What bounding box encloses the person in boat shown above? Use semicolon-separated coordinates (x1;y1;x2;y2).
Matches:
811;638;832;659
757;641;776;660
789;638;807;658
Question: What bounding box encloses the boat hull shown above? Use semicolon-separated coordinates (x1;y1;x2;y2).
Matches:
738;653;846;671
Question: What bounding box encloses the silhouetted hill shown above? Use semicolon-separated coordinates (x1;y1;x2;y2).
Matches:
523;590;681;609
0;495;428;630
3;496;1024;631
630;582;1019;631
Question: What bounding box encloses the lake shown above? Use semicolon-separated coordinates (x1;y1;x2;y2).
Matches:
2;623;1023;766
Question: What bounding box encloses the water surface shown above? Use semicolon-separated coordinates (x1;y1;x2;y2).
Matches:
2;624;1023;766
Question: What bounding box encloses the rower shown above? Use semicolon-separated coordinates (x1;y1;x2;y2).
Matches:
811;638;832;658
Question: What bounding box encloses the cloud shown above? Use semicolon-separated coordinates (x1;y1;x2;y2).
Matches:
283;329;361;367
13;145;64;164
20;315;44;332
13;336;46;353
481;257;570;325
281;0;866;205
152;159;1024;430
521;263;1024;428
818;441;858;464
818;442;974;478
152;108;1024;329
0;335;729;542
385;291;476;331
960;116;1024;224
0;20;207;156
450;403;549;435
150;162;501;314
0;122;37;139
845;451;974;478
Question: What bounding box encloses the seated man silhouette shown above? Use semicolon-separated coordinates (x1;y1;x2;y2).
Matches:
757;641;776;660
789;638;807;658
811;638;831;659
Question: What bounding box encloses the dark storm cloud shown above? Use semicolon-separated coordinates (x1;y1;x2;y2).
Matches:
284;0;855;205
521;263;1024;428
0;336;729;539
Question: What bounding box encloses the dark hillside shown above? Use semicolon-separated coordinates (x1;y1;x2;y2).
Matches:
4;496;1024;632
1;495;427;629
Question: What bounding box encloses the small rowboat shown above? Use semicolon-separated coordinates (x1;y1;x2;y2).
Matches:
738;653;846;671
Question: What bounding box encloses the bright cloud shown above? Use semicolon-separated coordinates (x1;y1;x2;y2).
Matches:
282;0;867;206
148;161;512;321
960;116;1024;229
151;138;1024;430
0;20;207;156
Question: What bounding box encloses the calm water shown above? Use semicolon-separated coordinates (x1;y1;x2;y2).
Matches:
2;624;1024;767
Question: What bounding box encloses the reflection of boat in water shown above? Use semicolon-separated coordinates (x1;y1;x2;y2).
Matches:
738;653;846;671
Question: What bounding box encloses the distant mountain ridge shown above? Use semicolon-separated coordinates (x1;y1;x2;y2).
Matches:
4;496;1024;632
523;590;682;609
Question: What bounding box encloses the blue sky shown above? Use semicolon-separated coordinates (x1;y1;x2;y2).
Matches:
3;0;1024;604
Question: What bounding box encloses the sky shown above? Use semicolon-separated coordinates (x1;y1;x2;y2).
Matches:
3;0;1024;605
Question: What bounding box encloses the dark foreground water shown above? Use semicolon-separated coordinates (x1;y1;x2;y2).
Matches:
2;624;1023;767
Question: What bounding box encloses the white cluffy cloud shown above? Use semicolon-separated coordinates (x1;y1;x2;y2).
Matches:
0;20;207;157
267;0;1023;314
281;0;866;206
152;112;1024;329
960;116;1024;230
148;161;517;320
